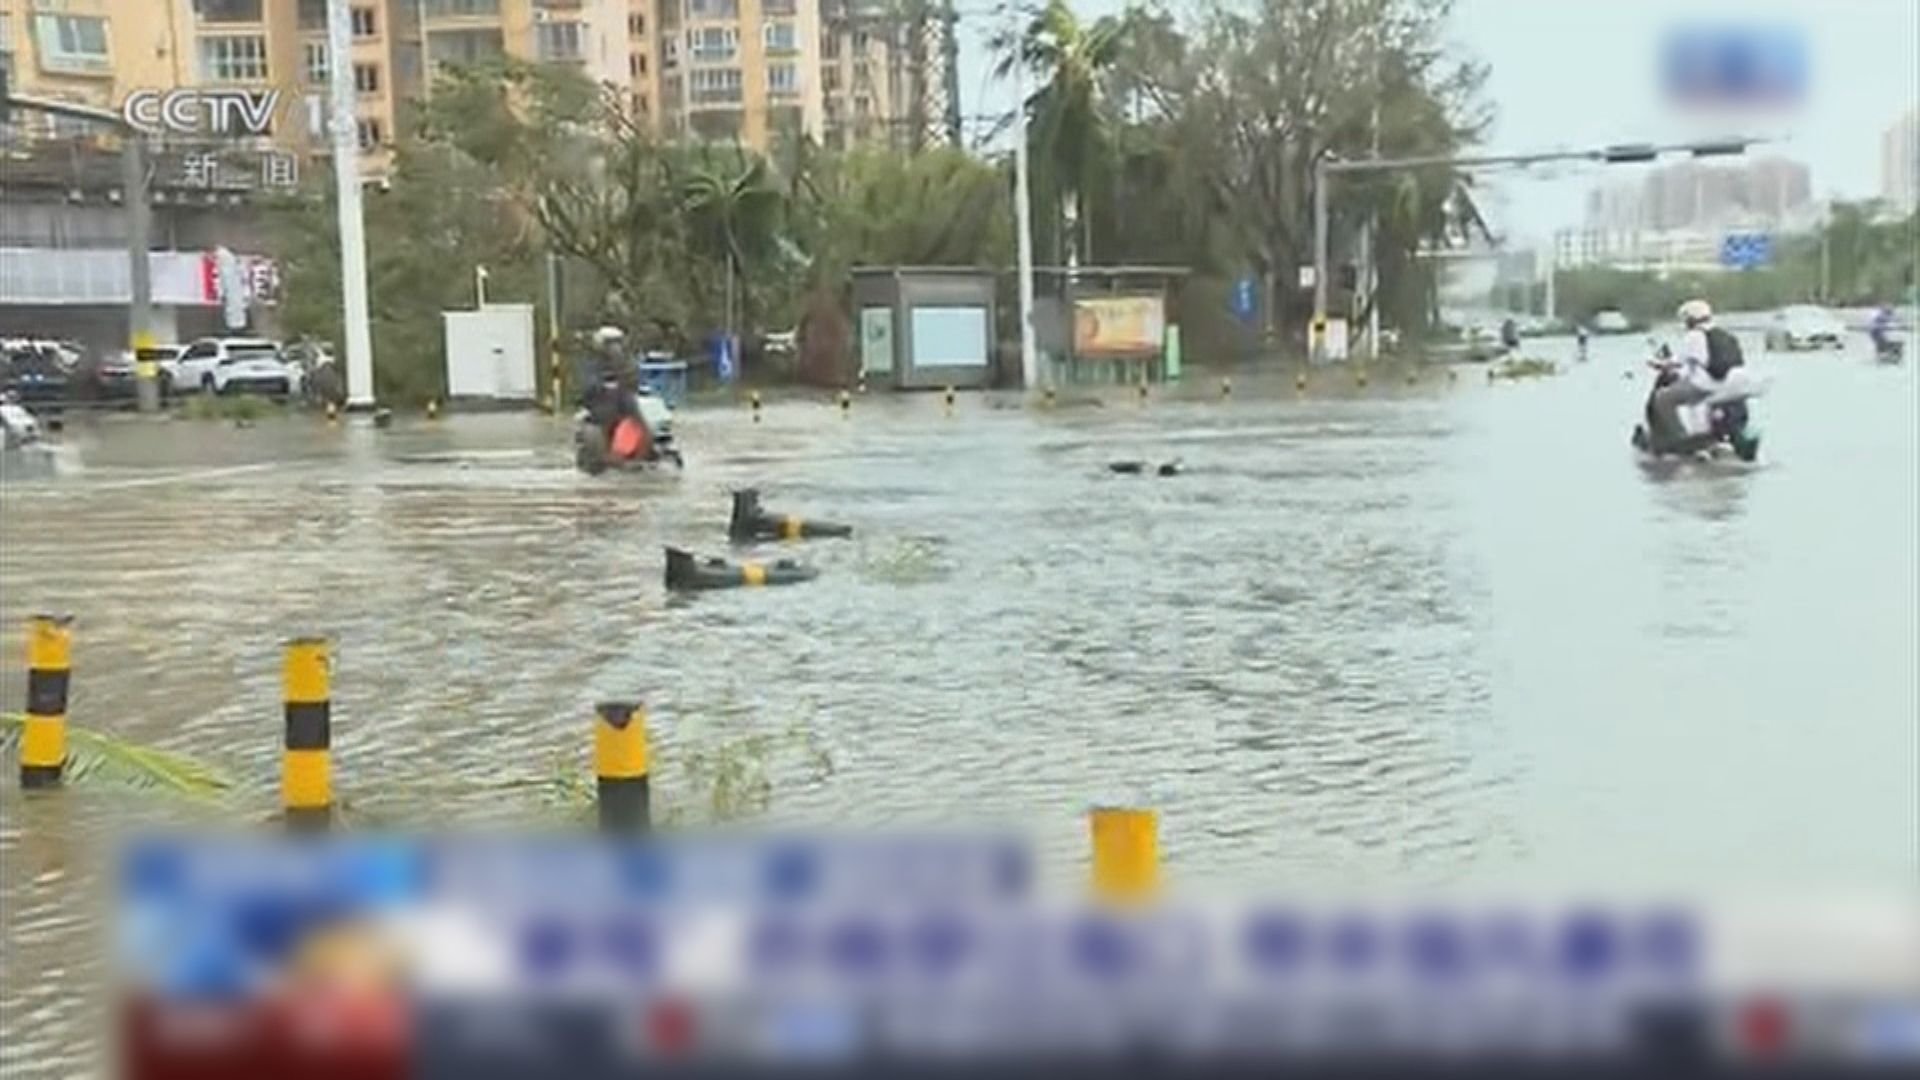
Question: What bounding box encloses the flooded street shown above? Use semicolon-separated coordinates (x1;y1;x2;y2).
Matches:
3;336;1916;1071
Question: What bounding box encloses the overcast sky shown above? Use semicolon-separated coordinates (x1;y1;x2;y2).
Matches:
955;0;1920;242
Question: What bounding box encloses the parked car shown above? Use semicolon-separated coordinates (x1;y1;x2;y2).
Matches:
171;338;300;396
1764;305;1846;351
75;345;180;406
0;340;76;413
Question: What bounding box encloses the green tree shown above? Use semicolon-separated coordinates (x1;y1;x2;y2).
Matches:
995;0;1131;266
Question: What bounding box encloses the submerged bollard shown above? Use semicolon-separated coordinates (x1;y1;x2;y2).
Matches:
325;401;340;424
551;373;564;415
281;638;333;832
839;389;851;417
1042;385;1056;408
1295;370;1308;394
1137;380;1149;405
1356;367;1369;389
594;703;650;834
943;386;956;415
1220;376;1232;400
750;390;762;424
19;615;73;789
426;399;440;420
1089;807;1158;903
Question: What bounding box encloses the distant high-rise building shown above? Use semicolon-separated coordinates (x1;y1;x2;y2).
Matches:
1882;107;1918;211
1583;156;1811;233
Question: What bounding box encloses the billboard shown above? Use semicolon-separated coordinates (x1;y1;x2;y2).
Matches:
1073;294;1166;359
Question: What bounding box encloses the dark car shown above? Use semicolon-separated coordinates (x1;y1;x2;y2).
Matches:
1;343;75;415
77;346;178;406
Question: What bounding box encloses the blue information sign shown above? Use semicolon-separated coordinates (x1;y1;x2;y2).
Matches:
1230;278;1258;324
1720;232;1773;270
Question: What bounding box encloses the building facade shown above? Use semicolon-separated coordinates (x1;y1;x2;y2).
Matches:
3;0;958;171
1883;107;1918;212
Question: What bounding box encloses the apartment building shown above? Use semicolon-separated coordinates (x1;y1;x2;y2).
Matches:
2;0;955;165
1883;106;1918;212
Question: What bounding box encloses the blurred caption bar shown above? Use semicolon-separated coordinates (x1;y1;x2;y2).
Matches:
1661;23;1808;109
116;834;1920;1077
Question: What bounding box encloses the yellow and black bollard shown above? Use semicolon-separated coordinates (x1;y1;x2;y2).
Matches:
943;386;956;415
1220;376;1232;400
281;638;332;832
1137;380;1149;406
839;389;851;418
594;702;650;834
19;615;73;789
1294;370;1308;394
1042;385;1056;409
325;400;340;424
426;398;440;420
1356;366;1369;389
750;390;763;424
1089;807;1159;904
550;373;564;416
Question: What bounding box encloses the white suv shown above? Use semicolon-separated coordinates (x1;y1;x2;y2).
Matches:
171;338;301;396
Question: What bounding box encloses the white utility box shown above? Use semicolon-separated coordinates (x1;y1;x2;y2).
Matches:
444;304;536;403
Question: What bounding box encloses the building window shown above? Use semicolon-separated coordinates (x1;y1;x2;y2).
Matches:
853;29;869;54
304;41;330;84
631;92;649;115
822;66;839;92
627;13;645;37
687;26;736;63
763;0;795;14
629;52;646;78
686;0;738;18
767;62;798;97
354;62;380;95
821;32;838;60
31;13;112;75
424;0;502;14
298;0;327;30
352;7;377;38
195;0;264;23
854;60;870;86
662;38;679;67
688;67;741;104
854;95;870;117
427;27;505;66
198;34;270;82
763;21;796;55
357;117;384;149
536;20;583;62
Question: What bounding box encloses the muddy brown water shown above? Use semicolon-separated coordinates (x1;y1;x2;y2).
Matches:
2;334;1914;1073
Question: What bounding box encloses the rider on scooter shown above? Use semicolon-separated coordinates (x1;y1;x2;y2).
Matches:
1647;298;1742;451
1870;304;1897;356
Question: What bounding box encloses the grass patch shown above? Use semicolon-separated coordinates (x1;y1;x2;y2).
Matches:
179;393;278;422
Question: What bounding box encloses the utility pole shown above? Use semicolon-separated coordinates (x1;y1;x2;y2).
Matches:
1012;31;1038;389
123;134;159;413
1367;18;1381;360
329;0;376;409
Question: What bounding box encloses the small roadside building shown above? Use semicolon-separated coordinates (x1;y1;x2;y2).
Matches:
850;267;999;391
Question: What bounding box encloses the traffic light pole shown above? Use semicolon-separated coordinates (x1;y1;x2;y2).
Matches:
1309;137;1764;359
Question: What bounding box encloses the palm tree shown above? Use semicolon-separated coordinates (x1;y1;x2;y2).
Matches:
993;0;1129;266
676;145;786;336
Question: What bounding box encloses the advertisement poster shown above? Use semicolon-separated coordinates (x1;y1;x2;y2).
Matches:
1072;295;1166;359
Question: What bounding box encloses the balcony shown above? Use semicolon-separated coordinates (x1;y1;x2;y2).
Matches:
195;0;265;25
421;0;504;21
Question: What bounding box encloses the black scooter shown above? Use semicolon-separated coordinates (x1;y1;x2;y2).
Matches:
1629;348;1762;463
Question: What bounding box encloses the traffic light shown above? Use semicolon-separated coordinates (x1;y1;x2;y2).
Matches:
1602;143;1659;164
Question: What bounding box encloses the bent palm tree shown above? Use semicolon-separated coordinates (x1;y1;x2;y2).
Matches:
677;145;787;334
1;714;234;805
993;0;1129;265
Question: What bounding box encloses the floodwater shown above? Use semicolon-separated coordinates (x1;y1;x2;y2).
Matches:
2;334;1915;1072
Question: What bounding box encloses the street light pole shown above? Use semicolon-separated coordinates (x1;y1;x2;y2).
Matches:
329;0;376;410
123;134;159;413
1012;40;1038;389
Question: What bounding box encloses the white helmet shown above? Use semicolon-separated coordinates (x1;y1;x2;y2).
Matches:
1677;299;1713;326
592;326;627;349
